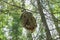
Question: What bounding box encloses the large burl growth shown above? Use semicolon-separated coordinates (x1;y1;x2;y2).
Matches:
20;11;37;33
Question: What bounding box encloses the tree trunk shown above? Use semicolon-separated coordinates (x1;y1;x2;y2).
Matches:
36;0;53;40
46;0;60;38
21;0;33;40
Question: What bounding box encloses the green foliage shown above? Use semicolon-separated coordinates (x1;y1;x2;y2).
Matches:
50;0;60;20
0;0;22;40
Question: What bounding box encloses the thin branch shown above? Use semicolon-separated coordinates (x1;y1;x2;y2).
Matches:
2;1;38;13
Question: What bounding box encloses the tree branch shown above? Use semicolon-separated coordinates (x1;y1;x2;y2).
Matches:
2;1;38;13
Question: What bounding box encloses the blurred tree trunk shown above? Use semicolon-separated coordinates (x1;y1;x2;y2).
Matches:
46;0;60;38
11;0;19;40
36;0;53;40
